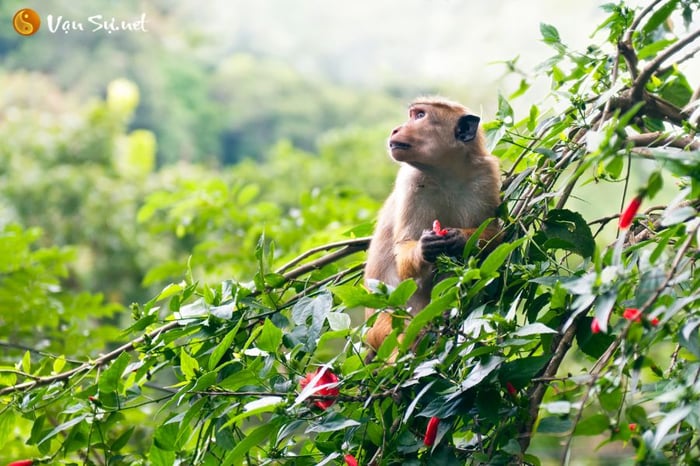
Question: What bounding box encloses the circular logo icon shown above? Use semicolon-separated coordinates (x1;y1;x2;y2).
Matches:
13;8;41;36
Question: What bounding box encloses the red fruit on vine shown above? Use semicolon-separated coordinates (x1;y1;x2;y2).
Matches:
344;454;358;466
299;368;340;410
7;460;33;466
505;381;517;396
591;317;602;334
619;195;643;229
424;416;440;446
623;308;642;322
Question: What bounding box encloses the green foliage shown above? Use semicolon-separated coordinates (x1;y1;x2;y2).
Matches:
2;1;700;465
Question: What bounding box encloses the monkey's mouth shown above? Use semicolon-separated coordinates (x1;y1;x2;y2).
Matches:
389;141;411;150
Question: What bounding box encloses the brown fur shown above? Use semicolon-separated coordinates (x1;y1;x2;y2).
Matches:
364;97;501;354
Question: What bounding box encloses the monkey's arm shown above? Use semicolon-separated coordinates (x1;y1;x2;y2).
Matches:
394;240;427;280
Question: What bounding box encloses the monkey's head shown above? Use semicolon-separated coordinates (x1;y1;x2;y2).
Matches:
388;96;486;170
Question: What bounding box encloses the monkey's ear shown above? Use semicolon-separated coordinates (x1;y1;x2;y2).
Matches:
454;114;480;143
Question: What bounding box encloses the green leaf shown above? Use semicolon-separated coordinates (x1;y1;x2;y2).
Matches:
111;426;135;452
209;322;243;370
149;446;176;466
642;0;679;36
331;284;388;309
21;351;31;374
652;405;692;449
306;413;361;433
574;414;609;436
599;388;623;412
480;237;526;276
157;282;184;301
513;323;557;337
257;318;283;352
326;312;351;331
0;408;16;449
38;414;87;446
98;351;131;394
540;209;595;258
537;416;572;434
540;23;561;44
153;422;179;451
647;170;664;199
604;156;624;179
447;357;503;400
499;355;550;389
221;419;281;466
388;279;418;307
52;355;66;374
401;291;457;352
179;349;199;380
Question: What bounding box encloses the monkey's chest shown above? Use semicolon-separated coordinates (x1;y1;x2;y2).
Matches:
400;188;480;237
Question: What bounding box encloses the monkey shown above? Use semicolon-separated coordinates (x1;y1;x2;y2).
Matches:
364;96;501;357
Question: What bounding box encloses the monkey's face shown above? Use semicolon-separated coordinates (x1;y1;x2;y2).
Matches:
388;102;481;169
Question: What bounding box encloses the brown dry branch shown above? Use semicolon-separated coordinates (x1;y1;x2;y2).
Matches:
632;28;700;101
278;238;369;281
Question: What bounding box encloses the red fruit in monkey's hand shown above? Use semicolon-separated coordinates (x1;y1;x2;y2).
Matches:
432;219;448;237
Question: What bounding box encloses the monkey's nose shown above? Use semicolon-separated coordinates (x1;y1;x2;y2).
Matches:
391;126;401;136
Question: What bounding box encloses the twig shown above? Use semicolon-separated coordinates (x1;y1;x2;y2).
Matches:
0;321;180;396
627;131;700;150
632;28;700;100
518;316;581;452
279;239;369;281
275;238;371;274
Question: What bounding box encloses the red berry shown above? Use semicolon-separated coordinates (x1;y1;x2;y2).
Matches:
505;381;517;396
628;423;637;431
591;317;602;334
650;317;660;326
424;416;440;446
344;454;359;466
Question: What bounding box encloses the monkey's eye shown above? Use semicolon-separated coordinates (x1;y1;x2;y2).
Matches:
414;110;426;119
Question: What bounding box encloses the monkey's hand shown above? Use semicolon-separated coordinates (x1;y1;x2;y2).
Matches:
420;228;466;262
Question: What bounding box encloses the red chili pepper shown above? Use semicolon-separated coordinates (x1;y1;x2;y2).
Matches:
432;219;448;237
619;195;643;229
299;368;340;410
344;454;359;466
7;461;33;466
622;308;642;322
591;317;602;334
424;416;440;446
505;381;517;396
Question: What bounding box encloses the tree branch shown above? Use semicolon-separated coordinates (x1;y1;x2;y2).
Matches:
627;131;700;150
279;239;369;281
275;237;370;274
0;321;180;396
518;316;581;452
632;28;700;100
